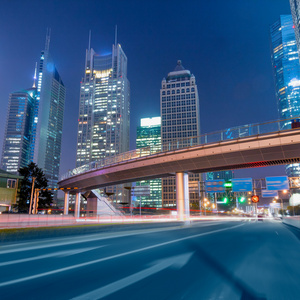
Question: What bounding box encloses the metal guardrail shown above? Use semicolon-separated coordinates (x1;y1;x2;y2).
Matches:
60;117;300;180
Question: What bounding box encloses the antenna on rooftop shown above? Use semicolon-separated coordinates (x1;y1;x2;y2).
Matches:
32;62;37;88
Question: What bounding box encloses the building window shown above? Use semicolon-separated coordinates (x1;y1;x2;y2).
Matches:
7;179;16;189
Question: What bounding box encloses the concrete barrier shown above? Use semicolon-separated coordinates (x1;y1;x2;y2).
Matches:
282;216;300;229
0;214;76;228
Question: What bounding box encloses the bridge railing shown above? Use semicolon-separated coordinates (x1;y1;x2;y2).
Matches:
61;117;299;180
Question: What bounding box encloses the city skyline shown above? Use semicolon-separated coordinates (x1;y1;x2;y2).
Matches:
0;0;293;180
270;14;300;178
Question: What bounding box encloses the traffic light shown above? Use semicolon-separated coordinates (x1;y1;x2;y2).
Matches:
239;197;246;203
251;195;259;203
224;181;232;188
223;197;228;203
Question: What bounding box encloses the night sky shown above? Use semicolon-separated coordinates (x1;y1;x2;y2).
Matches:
0;0;292;180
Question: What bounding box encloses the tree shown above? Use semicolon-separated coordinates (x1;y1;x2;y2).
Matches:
17;162;53;213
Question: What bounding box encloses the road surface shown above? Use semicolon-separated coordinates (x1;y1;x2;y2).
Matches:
0;219;300;299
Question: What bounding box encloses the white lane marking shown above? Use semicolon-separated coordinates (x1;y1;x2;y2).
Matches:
0;246;104;267
275;231;279;235
0;221;223;255
71;252;193;300
0;223;244;287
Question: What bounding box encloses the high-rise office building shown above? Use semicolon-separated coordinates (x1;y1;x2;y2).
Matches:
290;1;300;58
270;15;300;178
76;37;130;202
160;60;201;207
136;117;162;207
33;33;66;191
1;32;65;195
1;88;36;173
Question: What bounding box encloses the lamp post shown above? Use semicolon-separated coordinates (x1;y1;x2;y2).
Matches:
29;177;36;214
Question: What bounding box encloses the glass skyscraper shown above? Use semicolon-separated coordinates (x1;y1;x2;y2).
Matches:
270;15;300;177
1;33;65;195
136;117;162;207
76;39;130;202
1;88;36;173
290;0;300;59
160;60;201;207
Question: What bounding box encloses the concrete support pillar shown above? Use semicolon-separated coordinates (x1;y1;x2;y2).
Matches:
64;192;69;215
75;192;81;218
176;172;190;221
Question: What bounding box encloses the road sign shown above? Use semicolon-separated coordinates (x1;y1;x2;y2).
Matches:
261;190;278;198
132;186;150;196
265;176;289;191
251;195;259;203
232;178;253;192
205;180;225;193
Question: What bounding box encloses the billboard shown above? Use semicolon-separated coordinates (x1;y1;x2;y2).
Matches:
265;176;289;191
232;178;253;192
205;180;225;193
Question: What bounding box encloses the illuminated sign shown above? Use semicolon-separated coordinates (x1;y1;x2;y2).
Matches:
265;176;289;191
205;180;225;193
141;117;161;127
232;178;253;192
251;195;259;203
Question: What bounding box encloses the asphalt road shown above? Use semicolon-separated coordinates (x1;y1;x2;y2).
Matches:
0;219;300;300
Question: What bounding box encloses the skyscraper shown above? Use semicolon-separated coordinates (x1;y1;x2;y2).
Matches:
270;15;300;178
136;117;162;207
1;32;65;195
290;1;300;58
1;87;36;173
33;32;66;191
76;35;130;202
160;60;201;207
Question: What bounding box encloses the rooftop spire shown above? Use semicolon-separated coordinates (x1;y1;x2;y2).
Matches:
174;60;185;71
45;28;51;51
88;30;91;50
32;62;37;88
115;25;117;46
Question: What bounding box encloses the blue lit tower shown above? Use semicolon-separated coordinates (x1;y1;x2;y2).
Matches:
1;85;36;173
160;60;201;207
290;1;300;58
33;31;66;191
76;33;130;202
270;15;300;178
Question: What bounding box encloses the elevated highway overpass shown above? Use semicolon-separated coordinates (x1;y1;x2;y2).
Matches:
58;118;300;219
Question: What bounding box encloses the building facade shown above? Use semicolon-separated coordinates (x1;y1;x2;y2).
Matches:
1;88;36;173
1;33;65;196
76;40;130;202
270;15;300;178
290;0;300;59
0;169;22;212
136;117;162;207
33;37;66;191
160;60;201;207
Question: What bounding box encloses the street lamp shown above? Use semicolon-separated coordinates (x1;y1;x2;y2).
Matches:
29;177;36;214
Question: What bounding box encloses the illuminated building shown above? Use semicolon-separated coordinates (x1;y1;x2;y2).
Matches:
1;31;65;197
160;60;201;207
76;35;130;202
1;88;36;173
136;117;162;207
270;15;300;178
290;1;300;58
